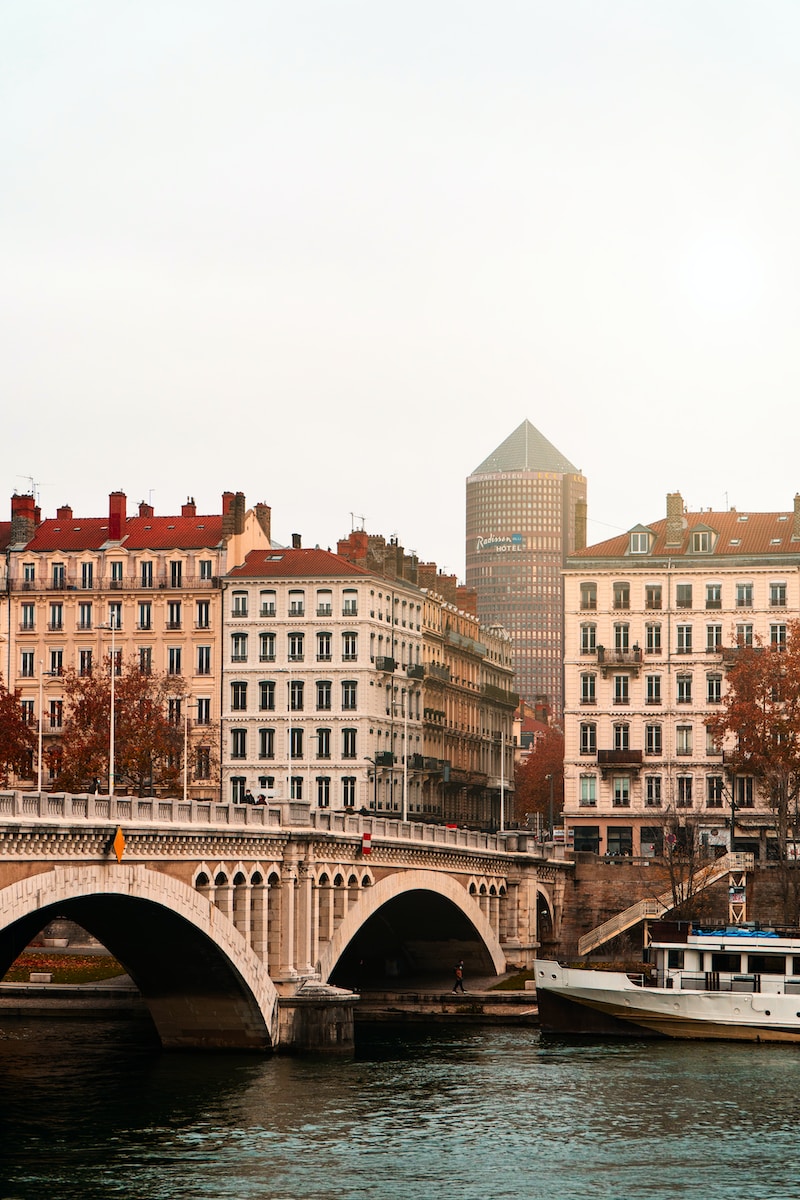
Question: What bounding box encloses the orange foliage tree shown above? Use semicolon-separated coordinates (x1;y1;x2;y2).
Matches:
514;726;564;828
54;656;188;796
0;674;36;786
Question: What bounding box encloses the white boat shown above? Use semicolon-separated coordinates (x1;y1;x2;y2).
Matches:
535;922;800;1042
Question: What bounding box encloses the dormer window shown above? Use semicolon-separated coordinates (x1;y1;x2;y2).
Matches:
629;531;650;554
692;531;712;553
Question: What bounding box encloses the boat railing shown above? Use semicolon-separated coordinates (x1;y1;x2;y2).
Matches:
668;972;800;994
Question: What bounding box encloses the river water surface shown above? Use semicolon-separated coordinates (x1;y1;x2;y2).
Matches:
1;1017;799;1200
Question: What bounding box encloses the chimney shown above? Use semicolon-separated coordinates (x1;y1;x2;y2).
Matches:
337;530;368;564
108;492;127;541
794;494;800;541
10;493;37;544
182;497;197;518
56;504;73;520
138;500;154;518
221;491;236;536
292;533;302;549
255;502;271;543
456;584;478;616
574;499;587;552
232;491;246;536
665;492;684;548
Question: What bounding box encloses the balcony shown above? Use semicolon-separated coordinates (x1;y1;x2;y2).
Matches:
596;646;642;678
426;662;450;682
260;605;276;617
481;682;519;707
375;656;396;673
375;751;395;767
406;663;425;680
316;605;332;616
597;748;643;777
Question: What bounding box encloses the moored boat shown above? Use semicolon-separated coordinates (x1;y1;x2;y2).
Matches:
536;922;800;1042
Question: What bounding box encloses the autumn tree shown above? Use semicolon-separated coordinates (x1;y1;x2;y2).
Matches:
54;656;189;796
0;674;36;786
514;726;564;830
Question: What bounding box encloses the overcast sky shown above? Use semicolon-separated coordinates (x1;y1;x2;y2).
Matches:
4;2;800;574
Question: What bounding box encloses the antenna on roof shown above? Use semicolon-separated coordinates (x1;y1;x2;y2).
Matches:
350;513;366;531
17;475;39;503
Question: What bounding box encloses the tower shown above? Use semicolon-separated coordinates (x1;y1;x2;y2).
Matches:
465;419;586;715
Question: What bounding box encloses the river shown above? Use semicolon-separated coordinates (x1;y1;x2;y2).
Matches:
1;1017;799;1200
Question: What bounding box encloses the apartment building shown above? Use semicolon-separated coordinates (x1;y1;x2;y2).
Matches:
2;489;271;796
563;492;800;860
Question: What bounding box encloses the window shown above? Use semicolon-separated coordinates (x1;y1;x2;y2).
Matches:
580;582;597;610
170;560;182;588
231;729;247;759
52;563;65;589
196;698;211;724
736;623;753;647
168;647;182;675
316;589;332;616
21;603;35;630
706;584;722;609
139;647;151;675
692;531;711;553
706;624;722;652
645;585;662;611
707;674;722;704
342;777;357;808
79;649;93;676
288;632;304;662
317;777;331;808
317;632;332;662
110;561;123;584
735;776;754;808
140;561;153;588
613;582;630;610
614;623;629;653
259;681;275;711
49;699;63;730
231;776;246;804
580;723;596;755
259;728;275;759
580;624;597;654
645;724;662;756
290;680;304;711
291;777;303;800
677;777;693;807
646;674;661;705
290;728;304;758
231;633;248;662
50;649;63;676
108;601;122;630
49;602;63;631
138;602;152;630
342;680;358;711
580;674;596;704
771;624;787;651
231;682;248;711
168;698;182;726
199;559;212;581
316;728;331;759
613;777;630;807
342;728;357;759
232;591;248;617
167;601;181;630
289;590;305;616
676;584;692;609
342;632;358;661
21;699;34;725
78;602;92;630
676;726;693;755
736;583;753;608
613;675;629;705
677;674;692;704
645;623;662;654
707;776;724;808
261;590;277;617
579;776;597;807
613;723;629;752
630;532;649;554
645;776;662;807
676;624;692;654
342;589;358;616
81;562;93;590
259;632;275;662
770;582;787;607
196;746;211;779
316;680;332;711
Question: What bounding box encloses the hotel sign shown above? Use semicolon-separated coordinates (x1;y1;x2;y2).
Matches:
476;534;525;553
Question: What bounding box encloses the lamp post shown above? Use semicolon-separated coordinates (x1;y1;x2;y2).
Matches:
546;773;555;840
37;660;44;793
99;617;118;795
364;756;378;814
183;699;198;804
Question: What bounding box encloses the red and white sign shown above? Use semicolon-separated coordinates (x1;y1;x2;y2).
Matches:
361;832;372;855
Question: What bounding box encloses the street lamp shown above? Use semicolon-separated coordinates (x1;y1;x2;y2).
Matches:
364;756;378;814
183;699;198;804
99;617;118;795
545;772;555;840
36;661;57;793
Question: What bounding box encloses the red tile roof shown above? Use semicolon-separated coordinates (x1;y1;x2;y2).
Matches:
572;510;800;560
229;548;370;579
25;514;226;553
0;522;12;551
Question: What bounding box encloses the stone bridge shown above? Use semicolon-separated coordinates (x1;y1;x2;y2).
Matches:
0;791;570;1052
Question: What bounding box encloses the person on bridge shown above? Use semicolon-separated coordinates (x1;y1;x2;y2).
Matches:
452;961;466;993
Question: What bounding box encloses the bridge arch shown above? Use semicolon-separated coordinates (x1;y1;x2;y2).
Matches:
0;864;278;1051
317;868;507;984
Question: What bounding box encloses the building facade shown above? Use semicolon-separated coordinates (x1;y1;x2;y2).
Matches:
563;492;800;860
466;419;586;715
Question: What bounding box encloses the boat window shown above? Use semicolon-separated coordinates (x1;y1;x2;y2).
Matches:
747;954;788;975
711;952;742;973
667;950;684;969
793;957;800;975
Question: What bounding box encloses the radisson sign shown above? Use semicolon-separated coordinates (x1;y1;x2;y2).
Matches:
476;533;525;553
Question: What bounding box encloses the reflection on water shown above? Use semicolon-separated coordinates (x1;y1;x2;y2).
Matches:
1;1018;800;1199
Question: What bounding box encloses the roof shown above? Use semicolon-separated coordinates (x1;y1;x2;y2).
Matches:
228;547;370;580
571;509;800;561
24;515;226;553
470;419;579;476
0;522;12;552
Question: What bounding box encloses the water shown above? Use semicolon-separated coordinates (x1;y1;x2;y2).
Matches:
1;1018;800;1200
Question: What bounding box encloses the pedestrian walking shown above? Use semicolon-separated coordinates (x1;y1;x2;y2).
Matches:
452;960;466;993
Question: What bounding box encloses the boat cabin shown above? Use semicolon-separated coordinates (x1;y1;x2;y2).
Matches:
648;922;800;994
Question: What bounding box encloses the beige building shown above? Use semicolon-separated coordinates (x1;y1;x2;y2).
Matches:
563;492;800;860
2;489;271;796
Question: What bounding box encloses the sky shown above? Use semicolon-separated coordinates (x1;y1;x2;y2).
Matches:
4;1;800;576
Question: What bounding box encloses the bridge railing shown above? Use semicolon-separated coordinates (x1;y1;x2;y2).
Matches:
0;790;550;856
